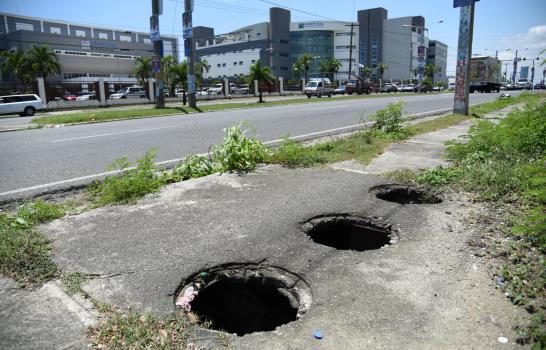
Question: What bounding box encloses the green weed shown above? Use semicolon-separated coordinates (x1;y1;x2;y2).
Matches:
61;272;88;296
168;154;216;182
89;149;165;204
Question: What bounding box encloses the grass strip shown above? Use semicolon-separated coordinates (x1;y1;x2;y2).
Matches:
32;92;444;126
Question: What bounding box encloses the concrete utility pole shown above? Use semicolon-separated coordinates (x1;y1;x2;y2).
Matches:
511;50;519;84
347;23;355;82
185;0;197;108
151;0;165;108
453;0;476;115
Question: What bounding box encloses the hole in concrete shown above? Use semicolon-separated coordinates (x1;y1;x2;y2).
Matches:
301;215;395;251
371;184;442;204
175;264;311;336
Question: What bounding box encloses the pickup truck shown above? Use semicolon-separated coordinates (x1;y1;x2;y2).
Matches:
304;78;334;98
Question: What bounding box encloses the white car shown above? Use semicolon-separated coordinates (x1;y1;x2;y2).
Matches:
110;87;147;99
0;94;46;116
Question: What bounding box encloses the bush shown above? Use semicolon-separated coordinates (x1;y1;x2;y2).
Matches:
372;102;409;138
270;138;328;167
212;123;270;173
171;155;216;181
90;150;165;204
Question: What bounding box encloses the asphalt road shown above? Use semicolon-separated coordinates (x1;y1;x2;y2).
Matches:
0;92;514;198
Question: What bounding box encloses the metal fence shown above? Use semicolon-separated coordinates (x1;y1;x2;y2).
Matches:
0;81;37;96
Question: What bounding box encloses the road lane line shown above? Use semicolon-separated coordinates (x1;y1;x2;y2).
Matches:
49;126;177;143
309;105;348;111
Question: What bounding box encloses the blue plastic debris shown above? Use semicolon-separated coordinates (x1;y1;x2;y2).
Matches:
314;330;323;339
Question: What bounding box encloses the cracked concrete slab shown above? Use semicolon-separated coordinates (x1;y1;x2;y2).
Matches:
0;278;97;350
36;164;525;349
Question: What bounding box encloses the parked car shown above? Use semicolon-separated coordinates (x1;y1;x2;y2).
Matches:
62;93;77;101
236;84;250;94
175;88;186;97
533;83;545;90
505;83;517;90
333;84;346;95
401;84;416;92
76;92;96;101
380;84;398;93
432;85;445;92
109;87;147;99
304;78;334;98
516;79;531;90
0;94;46;116
207;83;225;95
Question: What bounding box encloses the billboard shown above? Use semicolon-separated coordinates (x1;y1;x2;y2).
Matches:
150;15;160;42
182;11;192;39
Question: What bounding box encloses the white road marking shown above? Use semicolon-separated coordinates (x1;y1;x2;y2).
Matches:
309;105;348;111
49;126;177;143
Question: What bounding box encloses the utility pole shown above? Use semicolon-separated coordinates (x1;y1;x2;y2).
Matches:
184;0;196;108
511;50;518;84
347;23;355;82
151;0;165;108
453;0;477;115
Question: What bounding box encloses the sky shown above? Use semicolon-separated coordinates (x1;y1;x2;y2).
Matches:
1;0;545;82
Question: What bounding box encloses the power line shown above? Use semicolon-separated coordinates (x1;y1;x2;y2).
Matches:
257;0;351;24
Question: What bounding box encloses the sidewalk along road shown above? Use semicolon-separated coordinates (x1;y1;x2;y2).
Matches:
0;92;517;200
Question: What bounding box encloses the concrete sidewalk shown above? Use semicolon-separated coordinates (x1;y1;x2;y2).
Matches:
1;106;524;350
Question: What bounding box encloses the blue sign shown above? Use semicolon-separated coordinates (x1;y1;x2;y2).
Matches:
150;15;160;42
454;0;479;8
184;39;191;57
152;59;161;73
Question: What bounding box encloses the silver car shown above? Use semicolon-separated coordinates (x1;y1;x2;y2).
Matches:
0;94;46;116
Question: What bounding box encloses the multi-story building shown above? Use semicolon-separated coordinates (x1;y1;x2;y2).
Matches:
427;40;448;85
0;12;178;83
195;6;447;83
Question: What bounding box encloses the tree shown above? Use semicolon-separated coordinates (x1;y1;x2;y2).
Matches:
296;53;313;82
377;62;388;81
360;66;372;79
27;45;61;81
424;64;439;79
197;59;209;80
0;50;33;83
320;58;342;80
161;55;176;94
247;59;275;103
169;61;188;91
134;56;152;86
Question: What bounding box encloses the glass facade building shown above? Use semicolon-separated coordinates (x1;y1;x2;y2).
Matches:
290;31;334;78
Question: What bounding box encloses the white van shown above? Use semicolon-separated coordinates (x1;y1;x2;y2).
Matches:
0;94;46;116
304;78;334;98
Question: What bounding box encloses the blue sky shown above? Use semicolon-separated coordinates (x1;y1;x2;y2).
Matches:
1;0;545;81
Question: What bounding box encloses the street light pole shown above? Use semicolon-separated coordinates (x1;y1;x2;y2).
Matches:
511;50;518;84
151;0;165;108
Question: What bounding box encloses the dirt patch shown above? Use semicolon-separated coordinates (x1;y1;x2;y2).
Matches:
301;214;396;251
175;263;312;336
370;184;442;204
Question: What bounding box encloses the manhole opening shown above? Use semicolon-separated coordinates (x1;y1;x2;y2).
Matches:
371;184;442;204
175;264;312;336
302;215;394;251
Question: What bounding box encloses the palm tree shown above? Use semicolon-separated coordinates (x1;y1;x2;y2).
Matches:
0;50;33;83
360;66;372;79
247;59;274;103
134;56;152;86
197;59;209;80
161;55;176;94
169;61;188;91
292;61;303;79
27;45;61;81
424;64;439;79
296;53;314;82
319;58;342;80
377;62;388;81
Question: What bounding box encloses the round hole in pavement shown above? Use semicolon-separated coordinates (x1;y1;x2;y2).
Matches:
371;184;442;204
302;215;395;251
175;264;312;336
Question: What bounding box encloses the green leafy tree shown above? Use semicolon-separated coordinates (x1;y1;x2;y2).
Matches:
424;64;439;79
247;59;275;103
134;56;152;86
27;45;61;81
169;61;187;91
377;62;388;81
296;53;314;82
320;58;342;80
0;50;33;83
360;66;372;79
197;59;209;80
161;55;176;94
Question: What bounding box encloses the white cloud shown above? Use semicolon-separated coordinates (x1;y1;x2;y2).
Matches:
498;24;546;60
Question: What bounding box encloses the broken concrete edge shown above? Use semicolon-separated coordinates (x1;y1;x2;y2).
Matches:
0;108;454;206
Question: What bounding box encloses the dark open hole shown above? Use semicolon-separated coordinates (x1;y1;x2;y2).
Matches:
191;276;298;336
304;216;392;251
372;184;442;204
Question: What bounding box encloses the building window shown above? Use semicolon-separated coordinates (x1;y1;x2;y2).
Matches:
233;62;237;66
98;32;108;39
143;38;151;44
50;27;61;34
251;59;256;64
119;35;132;42
75;29;86;37
217;64;221;67
222;63;226;67
15;22;33;31
239;61;243;65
